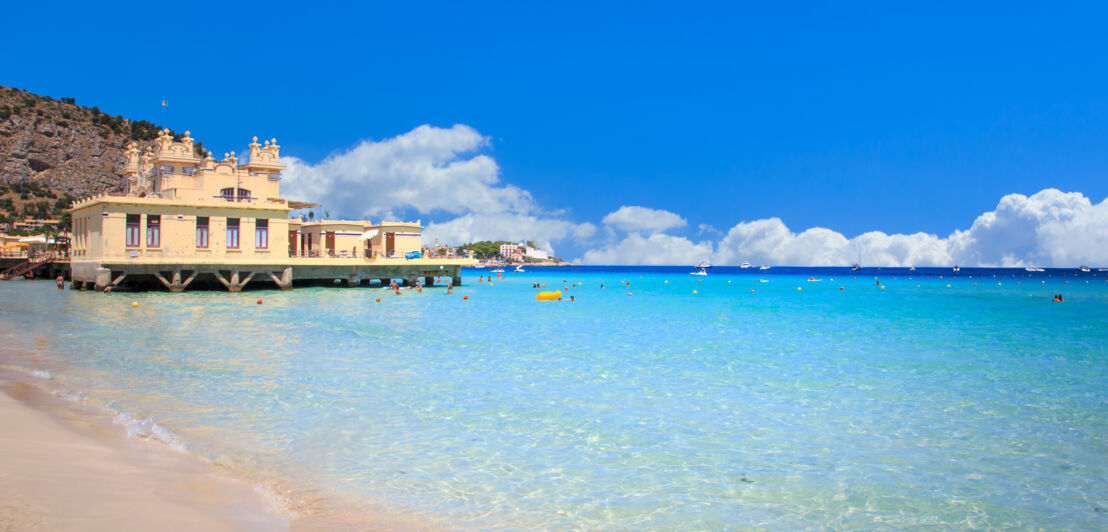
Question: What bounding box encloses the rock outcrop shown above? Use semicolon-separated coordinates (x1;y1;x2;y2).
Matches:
0;85;181;198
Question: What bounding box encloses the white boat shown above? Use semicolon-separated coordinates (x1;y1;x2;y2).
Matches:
740;262;751;269
909;266;916;271
1026;267;1045;272
690;268;708;276
759;265;771;270
514;265;525;273
851;264;862;271
953;266;961;272
758;279;769;283
1079;265;1091;272
697;261;712;269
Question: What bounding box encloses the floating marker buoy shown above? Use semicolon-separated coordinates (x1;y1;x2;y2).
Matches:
698;279;702;283
464;295;469;300
750;289;755;293
840;286;844;290
880;285;885;289
727;280;731;283
131;301;138;308
628;292;632;296
536;291;562;301
947;284;951;287
973;283;977;286
257;299;262;304
375;297;381;303
797;287;802;291
693;290;698;294
664;280;668;284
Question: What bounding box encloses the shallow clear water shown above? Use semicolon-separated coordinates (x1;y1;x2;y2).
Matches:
2;267;1107;529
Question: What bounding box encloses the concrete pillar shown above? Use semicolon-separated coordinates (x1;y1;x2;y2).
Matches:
267;267;294;290
94;267;111;291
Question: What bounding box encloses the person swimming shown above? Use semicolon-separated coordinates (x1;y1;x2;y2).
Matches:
1053;294;1064;302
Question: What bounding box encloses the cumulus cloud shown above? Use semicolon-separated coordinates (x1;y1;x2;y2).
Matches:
281;124;535;219
601;206;687;234
424;213;595;257
581;232;714;265
581;189;1108;267
947;189;1108;267
281;124;592;254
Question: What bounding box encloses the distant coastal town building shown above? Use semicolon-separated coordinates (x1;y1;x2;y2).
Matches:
66;129;470;291
498;241;549;262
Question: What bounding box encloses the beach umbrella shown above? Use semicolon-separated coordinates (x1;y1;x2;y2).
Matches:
357;229;379;241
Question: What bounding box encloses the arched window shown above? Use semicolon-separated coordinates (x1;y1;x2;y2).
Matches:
220;187;235;201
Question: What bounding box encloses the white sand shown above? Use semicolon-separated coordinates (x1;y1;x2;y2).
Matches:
0;382;290;531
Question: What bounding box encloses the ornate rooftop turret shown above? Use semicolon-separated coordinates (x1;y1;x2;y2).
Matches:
246;135;281;166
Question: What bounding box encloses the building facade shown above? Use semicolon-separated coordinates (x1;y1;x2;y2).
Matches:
67;129;468;292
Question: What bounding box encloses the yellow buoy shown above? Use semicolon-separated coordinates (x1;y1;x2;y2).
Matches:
797;287;802;291
693;290;698;294
131;301;138;308
536;291;561;301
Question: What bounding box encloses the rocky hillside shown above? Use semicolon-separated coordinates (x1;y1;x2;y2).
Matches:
0;84;199;199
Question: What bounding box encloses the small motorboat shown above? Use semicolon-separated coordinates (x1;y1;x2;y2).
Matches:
1079;265;1091;272
1026;267;1045;272
759;265;771;270
514;265;525;273
697;261;712;269
953;266;961;272
851;264;862;271
690;268;708;276
740;261;751;269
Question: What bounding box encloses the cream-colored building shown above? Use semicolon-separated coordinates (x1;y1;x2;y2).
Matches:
67;129;470;292
70;130;294;267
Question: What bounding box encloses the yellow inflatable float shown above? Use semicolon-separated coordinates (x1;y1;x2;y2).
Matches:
536;291;562;301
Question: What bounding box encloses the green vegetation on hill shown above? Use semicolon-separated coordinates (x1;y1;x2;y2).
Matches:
0;181;74;234
457;240;513;259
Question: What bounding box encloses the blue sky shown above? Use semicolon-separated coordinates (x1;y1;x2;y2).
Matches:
4;2;1108;265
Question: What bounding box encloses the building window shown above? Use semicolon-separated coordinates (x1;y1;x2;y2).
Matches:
237;188;251;202
255;219;268;249
220;187;236;201
181;166;197;176
227;218;240;249
146;215;160;247
159;165;174;175
126;214;141;247
196;216;209;248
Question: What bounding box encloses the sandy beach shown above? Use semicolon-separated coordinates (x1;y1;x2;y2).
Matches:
0;377;289;531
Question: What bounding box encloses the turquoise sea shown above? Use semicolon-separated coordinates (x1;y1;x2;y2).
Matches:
1;266;1107;529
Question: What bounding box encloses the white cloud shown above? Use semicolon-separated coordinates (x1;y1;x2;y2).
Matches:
601;206;687;234
424;213;596;257
580;232;713;265
281;124;594;252
281;124;535;219
947;189;1108;267
581;189;1108;267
